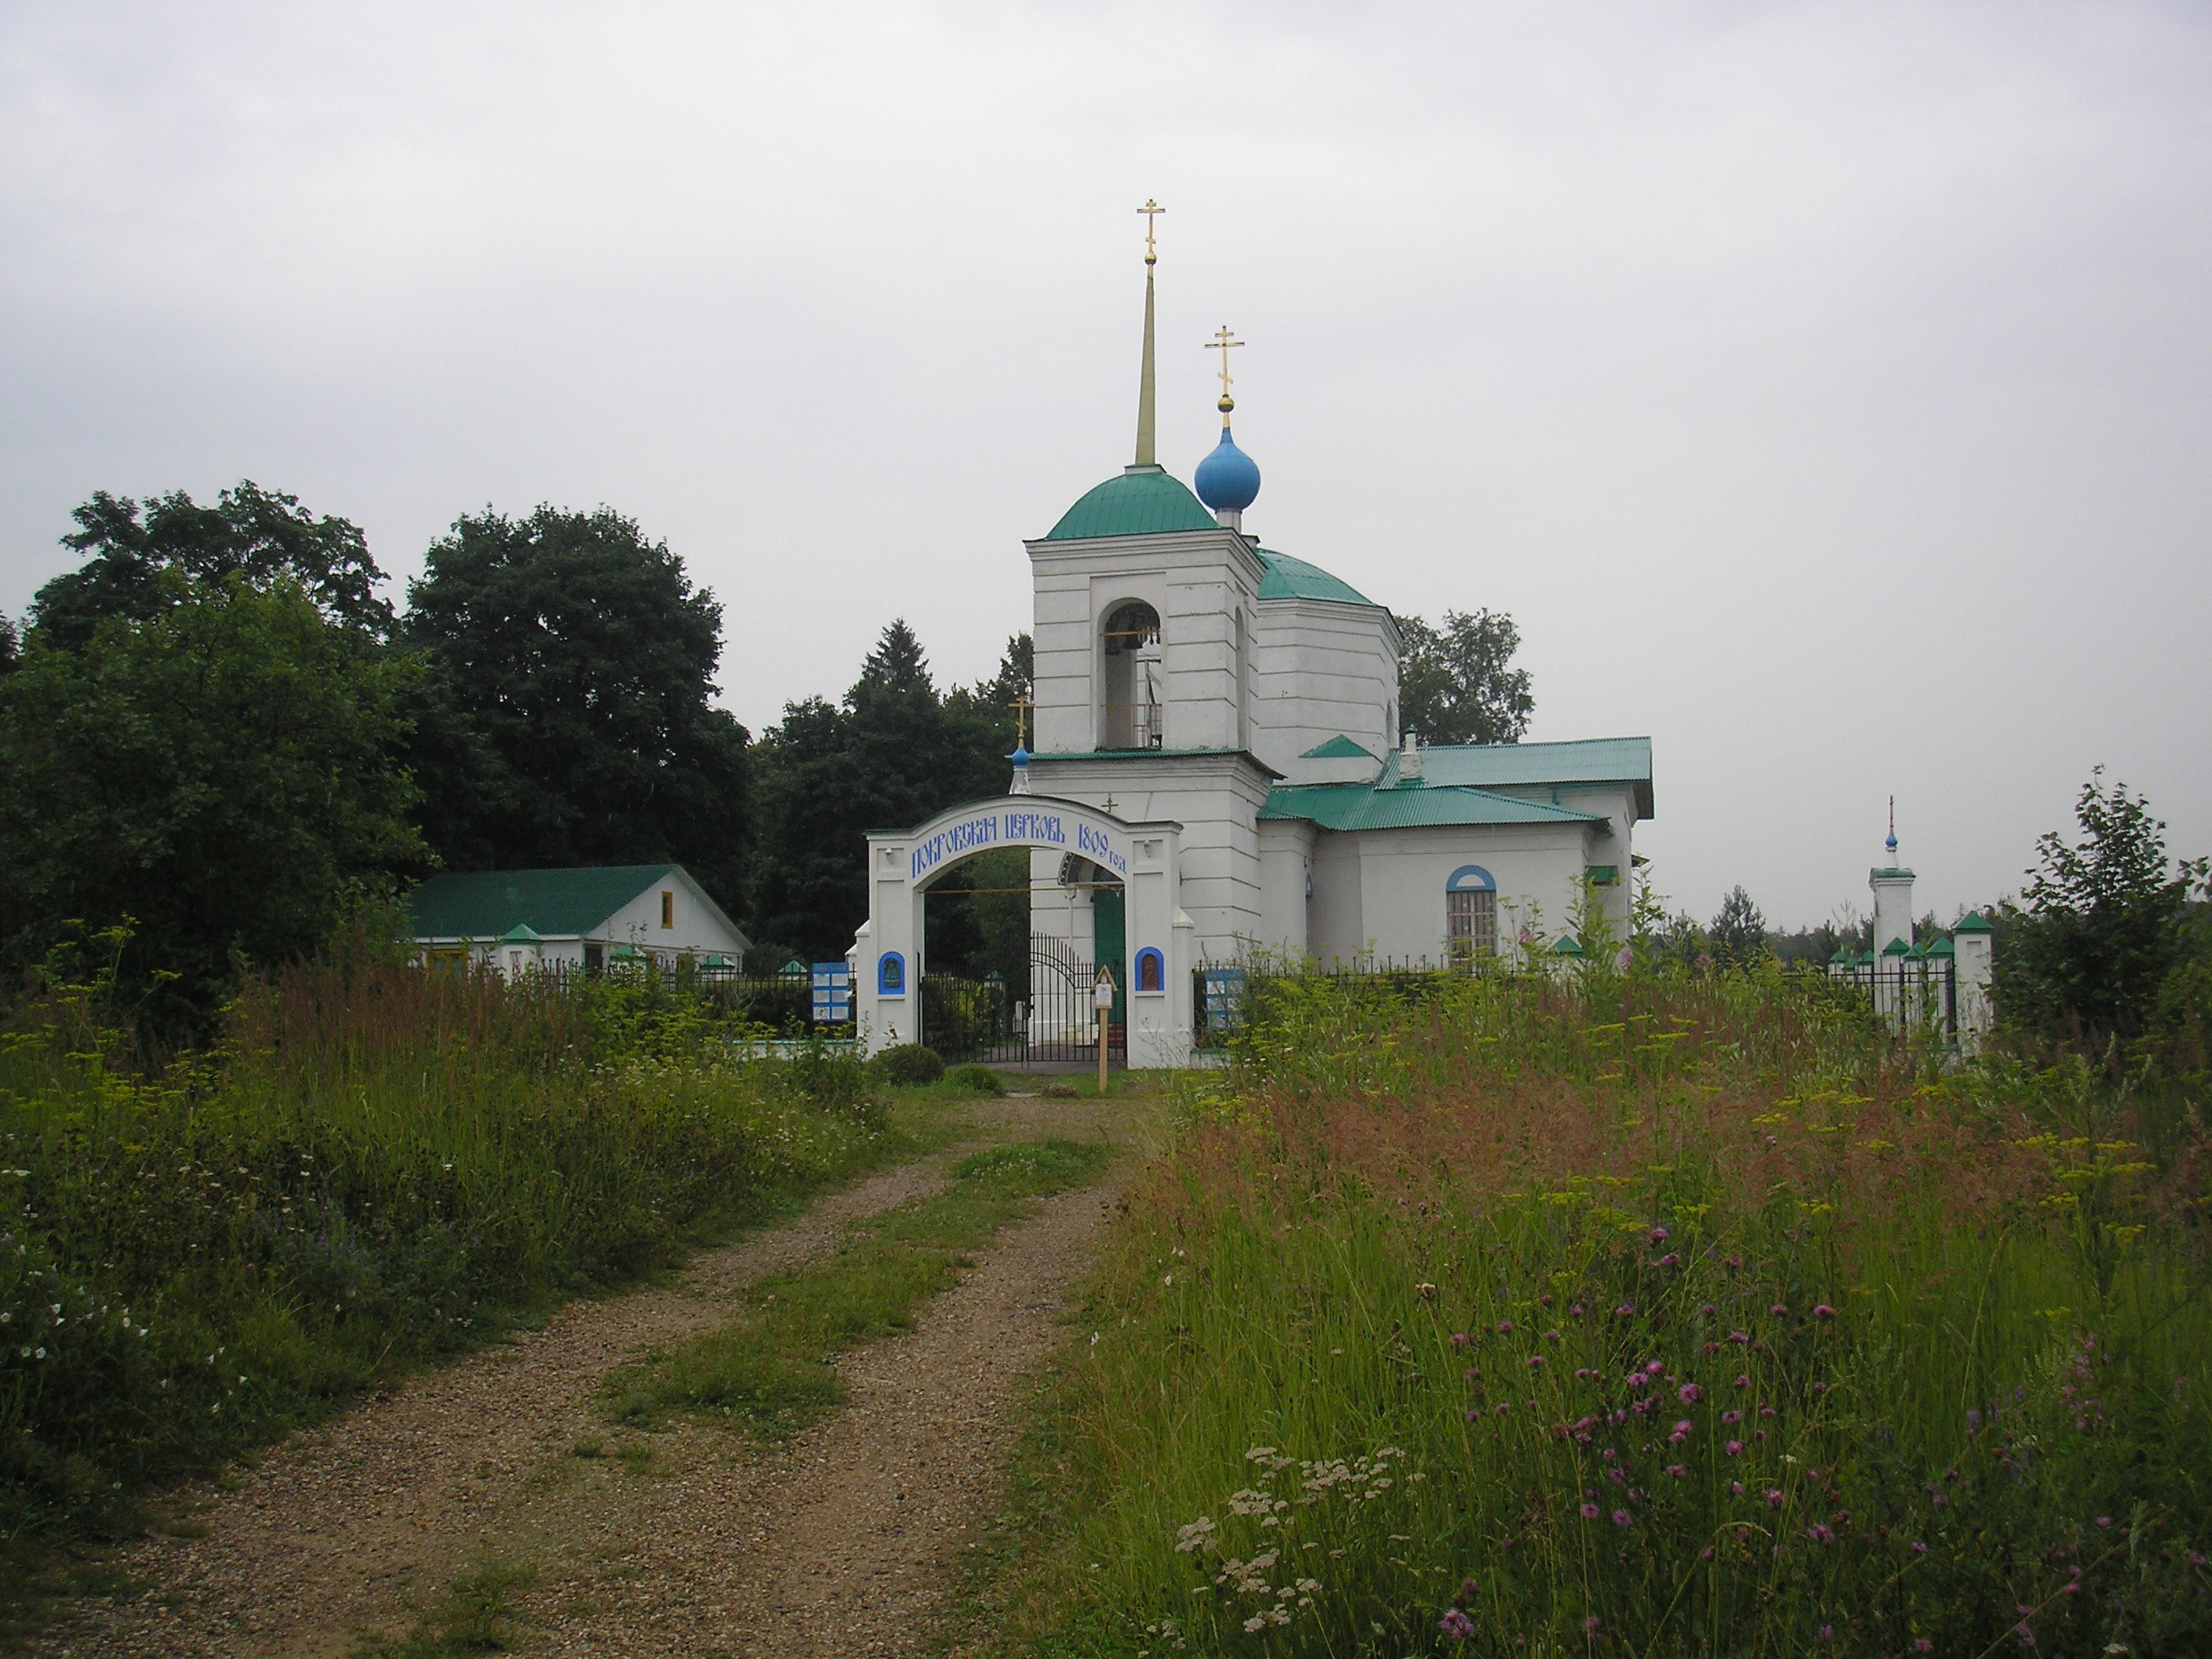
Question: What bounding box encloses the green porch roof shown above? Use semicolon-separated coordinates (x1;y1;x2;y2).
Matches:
1255;547;1375;606
1043;467;1217;540
411;865;682;940
1260;782;1607;833
1300;734;1379;760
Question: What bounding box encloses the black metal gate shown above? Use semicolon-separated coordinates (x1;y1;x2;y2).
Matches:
920;935;1123;1065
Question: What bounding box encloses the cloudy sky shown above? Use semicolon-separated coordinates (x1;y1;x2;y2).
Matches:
3;1;2207;928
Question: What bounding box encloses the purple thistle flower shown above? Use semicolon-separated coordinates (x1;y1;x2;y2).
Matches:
1679;1382;1701;1403
1808;1524;1836;1544
1585;1616;1602;1632
1771;1303;1788;1317
1727;1440;1745;1456
1734;1374;1750;1388
1658;1252;1680;1268
1580;1502;1601;1519
1496;1320;1514;1334
1911;1541;1928;1555
1612;1508;1631;1527
1650;1225;1669;1243
1814;1304;1837;1320
1722;1409;1741;1424
1438;1608;1476;1639
1766;1489;1785;1509
1615;1302;1635;1318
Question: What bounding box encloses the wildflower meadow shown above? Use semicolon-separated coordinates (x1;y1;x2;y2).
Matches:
0;928;890;1559
1020;968;2210;1657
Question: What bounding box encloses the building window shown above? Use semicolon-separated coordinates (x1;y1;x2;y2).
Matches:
661;890;674;928
1445;865;1497;962
1134;947;1165;993
1101;599;1163;750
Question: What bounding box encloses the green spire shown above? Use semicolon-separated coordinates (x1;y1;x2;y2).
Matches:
1134;199;1163;467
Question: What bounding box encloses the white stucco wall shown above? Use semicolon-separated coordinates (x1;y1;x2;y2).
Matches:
1027;526;1265;756
1026;753;1274;962
1250;598;1400;775
1254;818;1317;958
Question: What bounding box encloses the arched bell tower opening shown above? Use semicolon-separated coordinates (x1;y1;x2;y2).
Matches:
1100;599;1163;750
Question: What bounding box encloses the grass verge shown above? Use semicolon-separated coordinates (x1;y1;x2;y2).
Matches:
602;1140;1111;1439
955;971;2212;1657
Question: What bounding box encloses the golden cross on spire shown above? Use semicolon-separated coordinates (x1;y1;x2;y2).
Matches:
1009;694;1031;748
1137;199;1164;266
1207;324;1243;416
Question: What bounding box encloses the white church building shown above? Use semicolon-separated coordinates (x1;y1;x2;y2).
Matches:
854;218;1653;1065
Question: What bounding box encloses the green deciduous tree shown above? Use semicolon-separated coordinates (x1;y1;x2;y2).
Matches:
31;482;393;647
399;506;751;906
1994;771;2207;1042
1395;609;1534;746
0;577;426;1033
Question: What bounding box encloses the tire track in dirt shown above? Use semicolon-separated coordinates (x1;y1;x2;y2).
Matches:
517;1170;1120;1657
35;1158;955;1659
37;1094;1131;1658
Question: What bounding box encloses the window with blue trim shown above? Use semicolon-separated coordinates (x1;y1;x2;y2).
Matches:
877;952;906;996
1134;947;1165;993
1445;866;1496;961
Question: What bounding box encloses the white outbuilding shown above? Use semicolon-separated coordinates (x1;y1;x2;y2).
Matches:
409;863;749;979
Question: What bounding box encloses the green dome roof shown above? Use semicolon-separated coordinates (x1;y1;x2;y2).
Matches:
1254;547;1375;606
1044;467;1216;540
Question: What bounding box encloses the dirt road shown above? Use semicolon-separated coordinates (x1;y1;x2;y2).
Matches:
36;1095;1128;1658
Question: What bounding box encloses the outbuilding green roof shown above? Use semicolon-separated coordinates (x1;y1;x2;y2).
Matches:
1254;547;1375;606
1043;467;1217;540
411;865;684;940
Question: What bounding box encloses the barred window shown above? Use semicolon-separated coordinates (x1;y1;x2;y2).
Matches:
1446;888;1496;959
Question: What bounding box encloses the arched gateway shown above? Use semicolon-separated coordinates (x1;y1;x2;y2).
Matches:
852;795;1194;1068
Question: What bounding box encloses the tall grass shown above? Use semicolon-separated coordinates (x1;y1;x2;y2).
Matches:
1033;969;2212;1657
0;934;888;1549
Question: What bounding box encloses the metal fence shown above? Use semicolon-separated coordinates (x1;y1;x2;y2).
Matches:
921;937;1124;1065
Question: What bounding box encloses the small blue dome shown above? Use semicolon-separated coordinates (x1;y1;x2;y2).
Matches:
1193;426;1261;513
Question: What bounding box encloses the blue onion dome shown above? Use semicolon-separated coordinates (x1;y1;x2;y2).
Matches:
1193;425;1262;513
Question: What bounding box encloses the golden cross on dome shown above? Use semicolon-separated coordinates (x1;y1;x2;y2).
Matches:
1207;324;1243;414
1009;694;1031;748
1137;199;1164;266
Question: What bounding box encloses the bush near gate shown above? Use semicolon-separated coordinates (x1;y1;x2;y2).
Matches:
875;1043;947;1086
1005;967;2212;1657
0;926;892;1561
947;1064;1005;1095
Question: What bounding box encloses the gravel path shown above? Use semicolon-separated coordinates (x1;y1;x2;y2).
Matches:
37;1096;1129;1657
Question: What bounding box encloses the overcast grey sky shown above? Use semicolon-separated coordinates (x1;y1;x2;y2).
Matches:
3;2;2207;928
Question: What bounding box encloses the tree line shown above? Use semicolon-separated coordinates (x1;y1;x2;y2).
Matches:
0;481;1532;1036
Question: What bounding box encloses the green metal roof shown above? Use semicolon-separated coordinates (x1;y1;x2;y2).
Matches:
1254;547;1375;606
1300;734;1379;760
1259;782;1607;833
1381;738;1655;819
1043;467;1218;540
1954;910;1994;934
411;865;682;939
1928;937;1955;957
